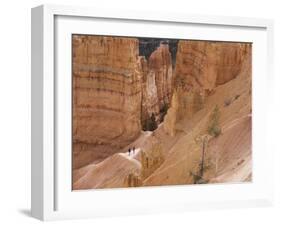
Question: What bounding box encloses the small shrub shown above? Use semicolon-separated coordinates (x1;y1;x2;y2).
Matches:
210;126;221;137
202;157;214;172
234;94;240;100
208;105;221;137
189;171;209;184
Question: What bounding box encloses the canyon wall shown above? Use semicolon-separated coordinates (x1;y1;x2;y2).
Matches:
164;41;251;136
73;35;142;168
174;41;251;92
73;36;174;168
73;36;251;168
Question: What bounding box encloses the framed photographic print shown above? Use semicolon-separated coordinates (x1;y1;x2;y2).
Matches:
31;4;274;221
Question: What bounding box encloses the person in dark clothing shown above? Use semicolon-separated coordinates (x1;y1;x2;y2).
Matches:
128;148;131;156
133;147;135;154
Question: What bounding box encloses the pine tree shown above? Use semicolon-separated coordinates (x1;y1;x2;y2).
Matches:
207;105;221;137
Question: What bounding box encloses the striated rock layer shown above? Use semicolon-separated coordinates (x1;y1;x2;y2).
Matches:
174;41;251;92
73;35;142;168
164;41;252;136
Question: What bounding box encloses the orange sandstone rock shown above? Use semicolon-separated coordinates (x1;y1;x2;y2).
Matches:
73;35;142;168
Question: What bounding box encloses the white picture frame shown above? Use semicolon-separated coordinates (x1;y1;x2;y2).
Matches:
31;4;274;221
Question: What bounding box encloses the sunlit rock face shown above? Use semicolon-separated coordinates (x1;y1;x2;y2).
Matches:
215;43;251;85
164;40;252;136
72;35;142;168
149;44;173;110
174;40;252;92
138;56;160;128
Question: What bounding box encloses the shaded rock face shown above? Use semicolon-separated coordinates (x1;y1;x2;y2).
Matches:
139;38;178;67
73;35;142;168
140;44;173;130
149;44;173;109
138;56;159;127
164;41;251;136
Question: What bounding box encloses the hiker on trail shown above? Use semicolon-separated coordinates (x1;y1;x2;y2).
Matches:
133;147;135;154
128;148;131;156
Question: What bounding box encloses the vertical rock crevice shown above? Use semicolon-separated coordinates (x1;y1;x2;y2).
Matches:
140;43;174;130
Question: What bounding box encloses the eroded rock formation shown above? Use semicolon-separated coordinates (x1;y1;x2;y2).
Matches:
140;44;173;130
164;41;251;136
174;41;251;92
73;38;252;190
138;56;159;127
73;35;142;168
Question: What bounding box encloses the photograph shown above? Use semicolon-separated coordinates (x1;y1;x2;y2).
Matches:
72;34;252;190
